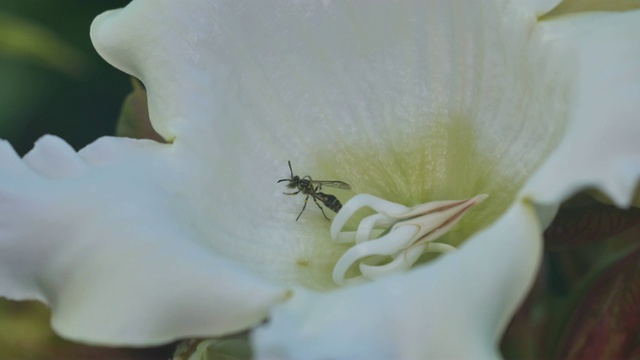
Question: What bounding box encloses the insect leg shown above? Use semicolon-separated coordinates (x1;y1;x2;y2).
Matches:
283;190;301;195
296;195;309;221
311;196;330;221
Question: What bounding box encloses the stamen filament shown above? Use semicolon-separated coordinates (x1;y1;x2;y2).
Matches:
330;194;487;285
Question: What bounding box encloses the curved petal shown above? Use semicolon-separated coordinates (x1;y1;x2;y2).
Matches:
0;135;287;345
252;202;542;359
90;0;572;289
524;10;640;208
90;0;569;184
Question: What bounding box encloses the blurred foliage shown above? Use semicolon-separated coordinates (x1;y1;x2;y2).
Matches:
0;299;174;359
0;0;132;155
502;193;640;359
174;335;253;360
0;12;88;77
555;246;640;359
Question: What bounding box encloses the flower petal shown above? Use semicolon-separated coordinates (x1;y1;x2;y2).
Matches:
252;202;542;359
90;0;569;202
89;0;572;290
0;136;287;345
510;0;564;16
525;10;640;208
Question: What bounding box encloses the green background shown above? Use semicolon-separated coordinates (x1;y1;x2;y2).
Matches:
0;0;131;155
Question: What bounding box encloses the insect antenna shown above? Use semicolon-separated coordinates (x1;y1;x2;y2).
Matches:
277;160;294;183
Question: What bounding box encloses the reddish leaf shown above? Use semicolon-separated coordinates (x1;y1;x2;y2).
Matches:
544;202;640;249
501;269;549;359
555;245;640;359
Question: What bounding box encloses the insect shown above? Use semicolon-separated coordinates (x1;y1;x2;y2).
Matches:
277;160;351;221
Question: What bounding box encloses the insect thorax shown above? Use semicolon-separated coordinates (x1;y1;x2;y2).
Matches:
298;178;312;189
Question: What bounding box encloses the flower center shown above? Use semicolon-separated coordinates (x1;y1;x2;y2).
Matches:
329;193;487;286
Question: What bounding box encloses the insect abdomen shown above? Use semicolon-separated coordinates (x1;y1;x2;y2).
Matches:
319;192;342;213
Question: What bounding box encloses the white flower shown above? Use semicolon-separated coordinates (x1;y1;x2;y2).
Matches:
1;0;639;358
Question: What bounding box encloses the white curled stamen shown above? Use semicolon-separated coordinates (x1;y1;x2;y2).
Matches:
330;194;488;286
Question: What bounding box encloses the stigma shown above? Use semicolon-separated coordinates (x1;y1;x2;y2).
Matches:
330;194;488;286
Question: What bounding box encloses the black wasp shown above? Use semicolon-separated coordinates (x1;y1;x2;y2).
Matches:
278;161;351;221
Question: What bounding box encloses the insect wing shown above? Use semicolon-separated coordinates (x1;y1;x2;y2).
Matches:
310;180;352;190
